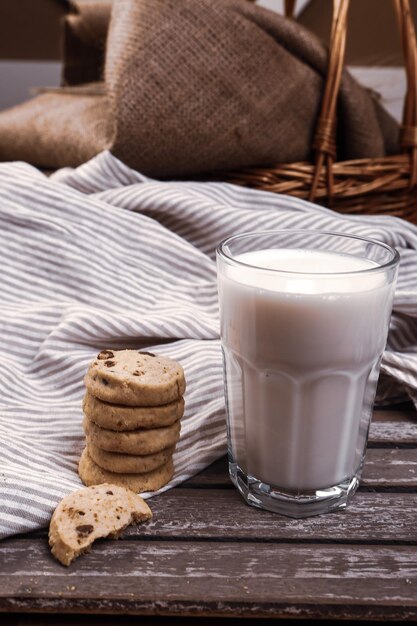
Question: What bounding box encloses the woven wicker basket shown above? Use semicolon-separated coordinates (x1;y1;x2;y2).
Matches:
224;0;417;224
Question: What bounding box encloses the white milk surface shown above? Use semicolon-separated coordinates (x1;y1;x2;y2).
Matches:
219;249;394;491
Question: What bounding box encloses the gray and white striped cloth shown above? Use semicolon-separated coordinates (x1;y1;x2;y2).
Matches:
0;150;417;539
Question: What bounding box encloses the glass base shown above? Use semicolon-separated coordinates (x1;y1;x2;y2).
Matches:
229;460;361;519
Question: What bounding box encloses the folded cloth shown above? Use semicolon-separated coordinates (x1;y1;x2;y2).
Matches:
0;0;398;174
1;151;417;539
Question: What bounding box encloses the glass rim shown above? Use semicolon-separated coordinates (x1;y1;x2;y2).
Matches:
216;229;400;277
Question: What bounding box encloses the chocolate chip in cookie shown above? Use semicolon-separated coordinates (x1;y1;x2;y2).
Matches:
97;350;115;360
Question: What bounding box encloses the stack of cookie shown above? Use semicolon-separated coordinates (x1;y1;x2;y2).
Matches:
78;349;185;492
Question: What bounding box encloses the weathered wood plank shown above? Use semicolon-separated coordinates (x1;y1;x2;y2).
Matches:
121;490;417;542
3;617;415;626
3;617;412;626
184;448;417;488
1;541;417;619
361;448;417;486
0;618;229;626
370;409;417;444
4;617;316;626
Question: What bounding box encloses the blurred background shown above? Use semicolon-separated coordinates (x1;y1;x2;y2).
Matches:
0;0;416;121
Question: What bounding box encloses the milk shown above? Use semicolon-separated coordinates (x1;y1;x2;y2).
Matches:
218;248;395;492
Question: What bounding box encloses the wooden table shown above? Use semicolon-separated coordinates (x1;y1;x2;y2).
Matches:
1;406;417;624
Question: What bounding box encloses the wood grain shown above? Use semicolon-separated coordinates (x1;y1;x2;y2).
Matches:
361;448;417;486
4;613;417;624
370;409;417;444
3;617;410;626
1;540;417;619
120;489;417;542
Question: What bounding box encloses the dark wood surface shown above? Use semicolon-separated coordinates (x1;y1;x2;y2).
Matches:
1;407;417;622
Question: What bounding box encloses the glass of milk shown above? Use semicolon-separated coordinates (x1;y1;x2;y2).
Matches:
217;230;399;518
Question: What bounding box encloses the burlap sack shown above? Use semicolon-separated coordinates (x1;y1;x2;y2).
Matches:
0;0;398;175
62;0;111;86
0;0;113;169
0;87;112;169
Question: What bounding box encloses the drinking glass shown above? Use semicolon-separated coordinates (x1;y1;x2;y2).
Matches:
216;230;399;518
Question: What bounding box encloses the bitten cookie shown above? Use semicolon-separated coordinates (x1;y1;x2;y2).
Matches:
49;483;152;566
88;441;176;474
83;391;184;431
79;448;174;492
83;415;181;455
84;349;186;406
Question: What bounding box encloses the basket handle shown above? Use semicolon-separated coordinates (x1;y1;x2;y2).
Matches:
308;0;349;202
299;0;417;201
284;0;296;18
393;0;417;187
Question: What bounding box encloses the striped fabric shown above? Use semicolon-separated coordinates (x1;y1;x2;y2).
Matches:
0;150;416;538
